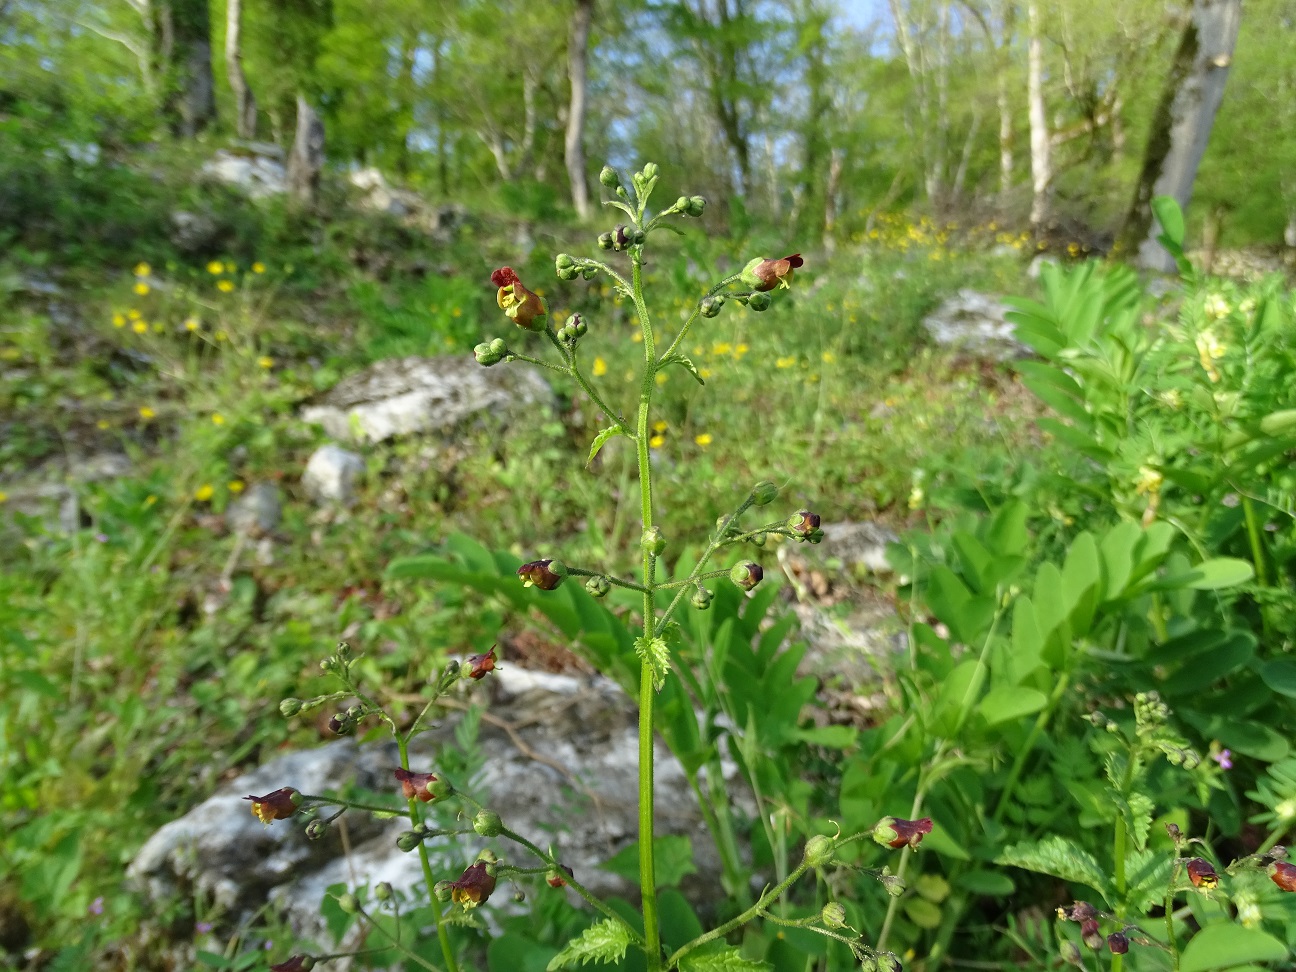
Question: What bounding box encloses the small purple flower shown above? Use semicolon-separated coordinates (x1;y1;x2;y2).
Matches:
88;896;104;916
1213;748;1233;770
196;921;213;934
94;533;109;543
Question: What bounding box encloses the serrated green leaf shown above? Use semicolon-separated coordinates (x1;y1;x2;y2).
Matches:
546;920;633;970
1179;924;1288;971
600;835;697;889
635;635;670;690
664;354;705;385
679;947;772;972
587;426;628;465
997;836;1111;901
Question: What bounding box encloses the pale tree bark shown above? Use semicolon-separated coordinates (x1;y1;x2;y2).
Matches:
1118;0;1242;271
564;0;594;220
1026;0;1050;226
823;147;844;253
287;95;325;204
225;0;256;139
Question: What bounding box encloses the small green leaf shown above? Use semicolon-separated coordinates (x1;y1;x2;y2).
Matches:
1179;923;1287;972
1148;557;1254;591
979;686;1047;727
635;635;670;690
904;897;943;929
679;947;771;972
957;869;1015;896
997;836;1111;901
1260;659;1296;699
664;354;705;385
587;426;628;466
546;920;634;970
791;725;858;748
1151;196;1186;250
600;835;697;889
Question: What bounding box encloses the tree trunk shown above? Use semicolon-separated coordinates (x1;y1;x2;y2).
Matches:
153;0;216;136
823;147;844;253
287;94;326;204
1117;0;1241;271
225;0;256;139
1026;0;1050;226
564;0;594;220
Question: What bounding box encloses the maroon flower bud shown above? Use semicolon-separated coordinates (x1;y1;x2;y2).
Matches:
1186;857;1219;889
741;253;804;292
871;816;933;850
517;559;565;590
1080;918;1103;950
1057;901;1097;922
467;646;497;680
730;561;763;591
491;267;548;331
1106;931;1129;954
243;787;303;824
547;864;574;888
447;861;497;908
270;957;316;972
394;769;448;803
787;510;822;540
1270;860;1296;892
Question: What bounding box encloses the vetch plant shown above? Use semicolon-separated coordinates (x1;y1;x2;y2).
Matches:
249;162;928;972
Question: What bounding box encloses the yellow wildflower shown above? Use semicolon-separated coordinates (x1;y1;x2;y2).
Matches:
776;356;796;369
194;484;214;502
452;307;462;317
96;420;110;430
133;282;150;295
649;434;666;449
132;321;148;334
695;433;713;447
217;280;235;293
592;357;608;377
112;313;126;327
128;308;142;320
821;351;836;364
185;317;200;331
252;262;266;274
211;413;225;426
257;355;274;369
216;330;228;341
632;330;643;343
134;262;151;277
734;343;749;357
1134;466;1163;495
1204;294;1231;320
0;490;7;504
207;261;223;274
143;494;157;508
699;367;714;380
712;341;733;356
228;480;245;494
652;420;668;432
138;406;156;420
655;372;668;385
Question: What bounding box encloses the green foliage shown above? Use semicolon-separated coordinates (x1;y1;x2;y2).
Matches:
545;919;633;970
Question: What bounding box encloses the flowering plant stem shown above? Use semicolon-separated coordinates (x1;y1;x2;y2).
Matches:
397;734;459;972
630;248;664;971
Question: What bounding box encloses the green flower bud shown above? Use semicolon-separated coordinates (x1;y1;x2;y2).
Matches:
700;296;724;318
685;195;706;218
599;165;620;188
876;953;902;972
555;253;576;270
437;659;462;690
690;586;713;611
557;266;579;281
675;195;690;212
748;291;773;312
641;162;659;181
751;481;779;506
346;704;363;719
803;834;836;868
305;818;328;840
475;848;499;865
336;892;359;914
749;532;766;547
586;575;612;598
730;561;764;592
631;228;646;246
433;880;453;902
598;232;615;250
880;871;905;897
473;810;504;838
475;338;509;366
279;698;304;718
581;267;597;280
641;526;666;556
821;902;848;929
374;882;393;901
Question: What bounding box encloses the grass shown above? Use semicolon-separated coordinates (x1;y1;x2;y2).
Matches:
0;173;1044;966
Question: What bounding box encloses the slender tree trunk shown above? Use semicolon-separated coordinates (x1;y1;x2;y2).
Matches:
1026;0;1050;226
564;0;594;220
153;0;216;136
1116;0;1242;271
287;94;325;204
823;147;844;253
225;0;256;139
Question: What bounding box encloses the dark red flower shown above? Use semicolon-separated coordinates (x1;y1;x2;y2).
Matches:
270;957;315;972
547;864;574;888
787;510;822;539
491;267;548;331
518;559;564;590
871;816;933;850
1080;918;1103;950
243;787;303;824
1057;901;1097;923
448;861;497;908
1186;857;1219;889
467;647;497;680
1270;860;1296;892
741;253;804;292
394;768;445;803
1107;931;1129;954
